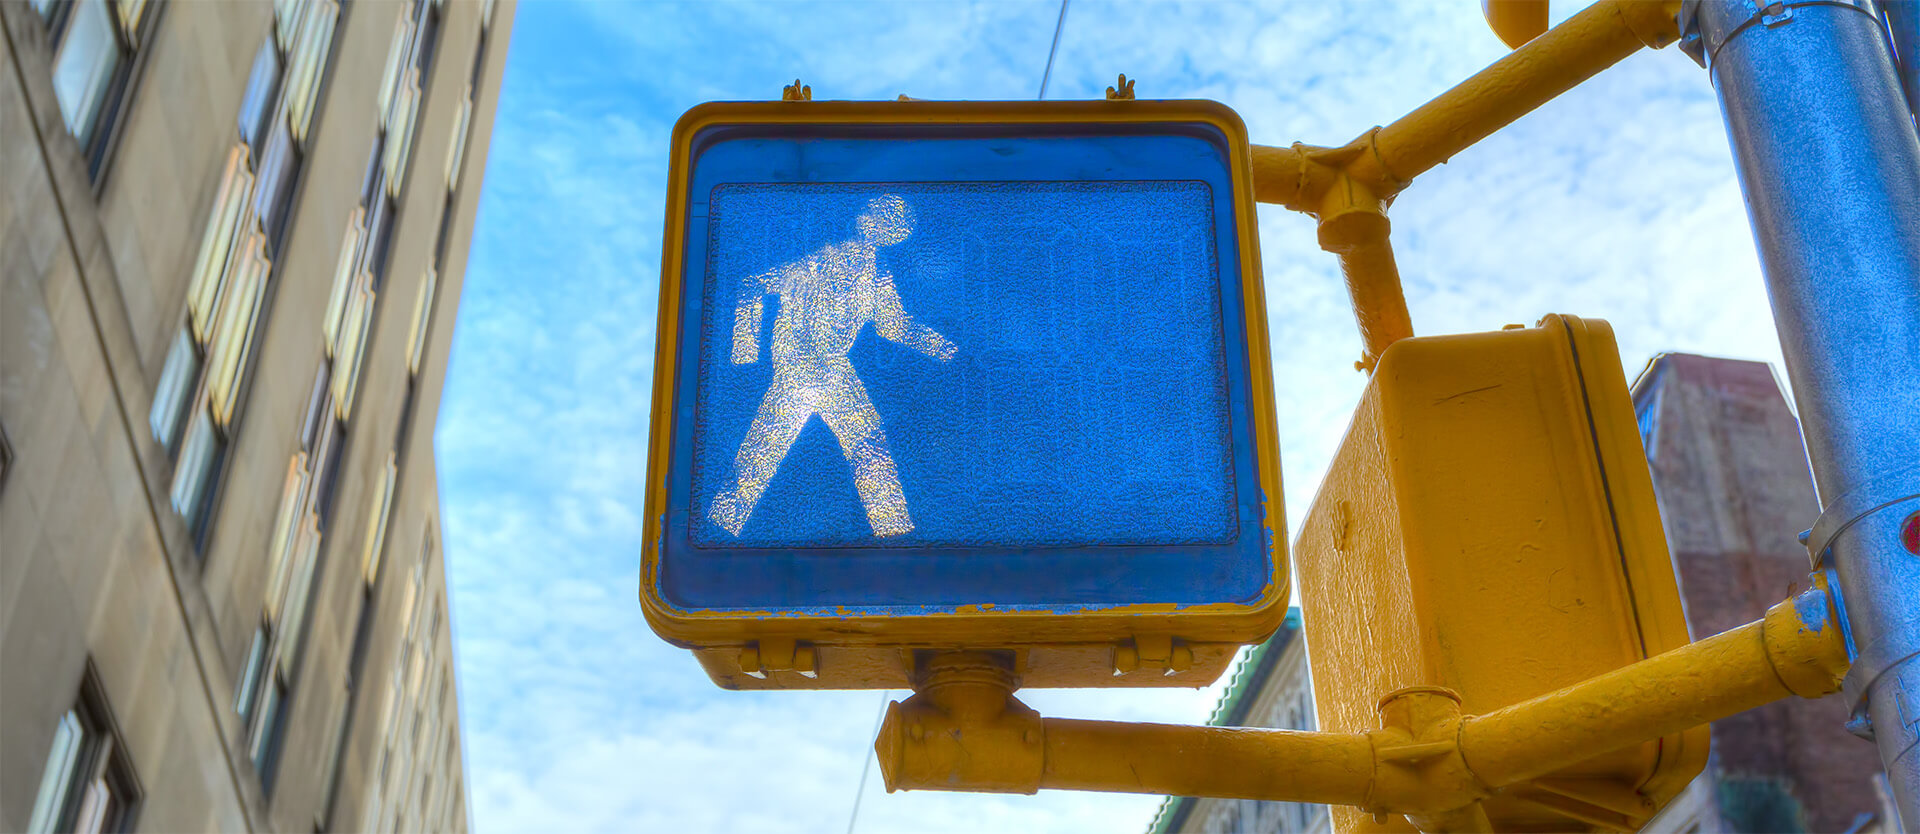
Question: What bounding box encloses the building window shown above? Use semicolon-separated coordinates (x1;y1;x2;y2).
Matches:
380;73;419;199
234;361;356;796
148;328;198;449
365;194;398;285
205;236;269;427
406;267;436;376
238;496;320;794
236;38;281;155
48;0;122;145
39;0;151;177
331;283;374;421
362;453;398;585
312;415;347;529
247;679;289;790
148;0;339;551
167;403;225;541
26;668;141;834
315;688;352;830
444;95;471;194
253;115;302;253
283;0;337;142
234;626;270;722
1635;369;1665;462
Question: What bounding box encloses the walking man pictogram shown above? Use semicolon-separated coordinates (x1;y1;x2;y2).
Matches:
709;194;955;538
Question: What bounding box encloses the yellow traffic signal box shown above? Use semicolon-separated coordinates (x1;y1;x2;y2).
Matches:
642;100;1288;690
1294;315;1706;831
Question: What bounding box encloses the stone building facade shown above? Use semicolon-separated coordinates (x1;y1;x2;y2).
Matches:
1;0;513;830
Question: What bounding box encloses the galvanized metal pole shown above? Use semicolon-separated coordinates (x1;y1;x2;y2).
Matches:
1682;0;1920;827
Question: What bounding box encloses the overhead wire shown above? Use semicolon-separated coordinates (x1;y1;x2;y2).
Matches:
844;690;893;834
851;8;1072;830
1038;0;1071;100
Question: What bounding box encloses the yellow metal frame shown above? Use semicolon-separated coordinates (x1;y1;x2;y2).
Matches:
641;100;1289;689
1248;0;1682;370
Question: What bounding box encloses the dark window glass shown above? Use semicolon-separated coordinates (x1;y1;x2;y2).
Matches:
25;667;141;834
359;141;384;209
251;680;290;795
233;626;270;723
313;419;347;529
394;378;417;457
148;327;200;452
300;361;330;452
237;38;282;155
168;407;227;547
42;0;147;180
253;117;301;255
0;419;12;499
433;195;454;269
411;5;439;78
362;195;396;286
469;26;487;87
315;691;353;829
49;0;125;147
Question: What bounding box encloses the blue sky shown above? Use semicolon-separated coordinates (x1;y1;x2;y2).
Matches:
434;2;1788;831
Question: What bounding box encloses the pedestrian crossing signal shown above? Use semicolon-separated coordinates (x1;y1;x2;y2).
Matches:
641;100;1287;690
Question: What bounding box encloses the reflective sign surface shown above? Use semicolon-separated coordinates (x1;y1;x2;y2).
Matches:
694;182;1235;549
654;120;1276;614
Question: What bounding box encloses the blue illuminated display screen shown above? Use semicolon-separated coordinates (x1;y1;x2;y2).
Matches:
659;123;1272;612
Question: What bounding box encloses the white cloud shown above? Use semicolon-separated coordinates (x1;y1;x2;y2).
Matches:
438;1;1790;831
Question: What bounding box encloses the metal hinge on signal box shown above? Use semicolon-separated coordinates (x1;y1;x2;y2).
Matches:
1114;634;1193;676
740;638;817;679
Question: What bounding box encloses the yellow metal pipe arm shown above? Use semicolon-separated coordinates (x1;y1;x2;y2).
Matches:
1458;579;1853;788
1248;143;1335;213
875;583;1850;831
1335;238;1413;371
1038;719;1374;804
1249;0;1683;209
1246;0;1683;368
1343;0;1682;197
1315;169;1413;370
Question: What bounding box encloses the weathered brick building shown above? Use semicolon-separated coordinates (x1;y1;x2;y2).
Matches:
1633;353;1895;833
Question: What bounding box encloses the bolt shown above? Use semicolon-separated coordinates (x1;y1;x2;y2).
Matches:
1845;706;1875;741
1900;510;1918;555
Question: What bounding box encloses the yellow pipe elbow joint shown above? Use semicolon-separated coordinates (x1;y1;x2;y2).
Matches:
875;653;1045;794
1761;573;1852;698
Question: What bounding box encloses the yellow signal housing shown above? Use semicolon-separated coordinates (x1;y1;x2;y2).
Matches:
1294;314;1706;831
